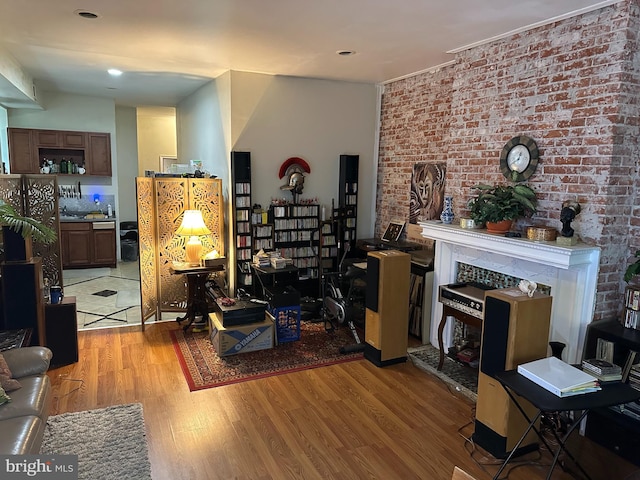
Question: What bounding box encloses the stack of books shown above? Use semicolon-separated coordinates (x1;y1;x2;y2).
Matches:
582;358;623;382
628;364;640;391
517;356;601;397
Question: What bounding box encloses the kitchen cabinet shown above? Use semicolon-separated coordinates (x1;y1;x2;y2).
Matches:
7;128;39;174
35;130;86;148
7;127;111;176
87;133;112;176
61;221;116;268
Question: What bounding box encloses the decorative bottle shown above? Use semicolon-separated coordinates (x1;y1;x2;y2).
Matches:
440;196;455;224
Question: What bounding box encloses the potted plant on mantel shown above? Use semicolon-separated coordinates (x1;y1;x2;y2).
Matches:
467;183;537;234
0;200;57;260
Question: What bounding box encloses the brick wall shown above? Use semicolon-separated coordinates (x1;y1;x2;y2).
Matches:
377;1;640;321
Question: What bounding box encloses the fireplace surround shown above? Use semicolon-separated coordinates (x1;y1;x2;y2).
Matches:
419;221;601;363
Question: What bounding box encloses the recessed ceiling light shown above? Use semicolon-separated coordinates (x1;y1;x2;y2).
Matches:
336;50;356;56
75;10;100;19
108;69;123;77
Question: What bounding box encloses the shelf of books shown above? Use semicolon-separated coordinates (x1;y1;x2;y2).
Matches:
338;154;358;259
270;202;320;297
320;220;338;273
583;318;640;466
623;285;640;329
231;151;253;292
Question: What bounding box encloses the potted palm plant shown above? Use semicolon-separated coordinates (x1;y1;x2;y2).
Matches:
467;183;537;234
0;200;57;260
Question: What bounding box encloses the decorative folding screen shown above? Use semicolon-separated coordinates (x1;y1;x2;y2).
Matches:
136;177;224;327
0;174;62;287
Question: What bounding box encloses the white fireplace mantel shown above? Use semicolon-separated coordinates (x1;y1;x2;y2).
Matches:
419;221;601;363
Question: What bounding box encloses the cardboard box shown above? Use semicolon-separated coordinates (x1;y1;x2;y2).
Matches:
209;312;274;356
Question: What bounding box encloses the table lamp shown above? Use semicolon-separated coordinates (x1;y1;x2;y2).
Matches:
176;210;211;265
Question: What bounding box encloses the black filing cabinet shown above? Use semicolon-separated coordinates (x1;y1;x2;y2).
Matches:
45;296;79;366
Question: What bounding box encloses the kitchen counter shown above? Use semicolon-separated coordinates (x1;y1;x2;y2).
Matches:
59;214;116;223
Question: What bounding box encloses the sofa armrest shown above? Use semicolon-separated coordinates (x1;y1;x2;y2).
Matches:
2;347;53;378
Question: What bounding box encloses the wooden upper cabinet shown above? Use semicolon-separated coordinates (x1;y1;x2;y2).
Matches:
35;130;60;147
87;133;111;176
35;130;86;148
61;131;86;148
6;127;111;176
8;128;39;174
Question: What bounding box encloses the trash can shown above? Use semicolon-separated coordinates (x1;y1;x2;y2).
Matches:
120;221;138;261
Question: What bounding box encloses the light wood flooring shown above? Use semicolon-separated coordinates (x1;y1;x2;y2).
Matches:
46;322;639;480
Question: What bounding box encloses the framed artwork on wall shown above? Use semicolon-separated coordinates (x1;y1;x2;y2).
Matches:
409;162;446;224
159;156;179;173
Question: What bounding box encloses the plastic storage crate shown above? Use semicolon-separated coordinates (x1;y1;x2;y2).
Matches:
269;306;301;343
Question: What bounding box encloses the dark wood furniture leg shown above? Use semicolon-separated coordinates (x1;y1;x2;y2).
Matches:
176;273;211;331
437;305;483;370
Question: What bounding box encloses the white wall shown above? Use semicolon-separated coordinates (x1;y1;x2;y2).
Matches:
177;74;230;181
136;107;176;175
230;72;378;239
116;106;139;223
0;106;8;171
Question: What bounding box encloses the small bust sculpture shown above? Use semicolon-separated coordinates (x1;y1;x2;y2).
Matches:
560;200;581;237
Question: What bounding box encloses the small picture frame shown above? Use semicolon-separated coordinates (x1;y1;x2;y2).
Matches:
381;221;405;242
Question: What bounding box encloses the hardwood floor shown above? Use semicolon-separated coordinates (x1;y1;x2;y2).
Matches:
46;322;639;480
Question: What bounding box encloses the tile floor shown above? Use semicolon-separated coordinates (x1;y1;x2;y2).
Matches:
63;260;142;331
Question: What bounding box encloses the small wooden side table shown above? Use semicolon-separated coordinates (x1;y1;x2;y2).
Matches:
170;263;225;331
437;304;482;370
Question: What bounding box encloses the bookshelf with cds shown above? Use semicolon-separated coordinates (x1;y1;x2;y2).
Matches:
231;151;253;292
270;203;320;296
320;219;338;273
583;318;640;466
338;154;358;258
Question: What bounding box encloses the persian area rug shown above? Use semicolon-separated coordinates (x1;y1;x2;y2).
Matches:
40;403;152;480
171;320;363;391
408;344;478;402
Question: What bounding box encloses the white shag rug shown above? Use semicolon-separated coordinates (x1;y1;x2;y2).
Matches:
40;403;152;480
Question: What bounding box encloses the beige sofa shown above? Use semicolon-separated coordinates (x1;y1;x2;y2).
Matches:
0;346;52;454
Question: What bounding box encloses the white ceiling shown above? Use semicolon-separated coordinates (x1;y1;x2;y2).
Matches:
0;0;617;109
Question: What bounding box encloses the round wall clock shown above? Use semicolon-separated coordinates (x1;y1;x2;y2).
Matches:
499;135;539;182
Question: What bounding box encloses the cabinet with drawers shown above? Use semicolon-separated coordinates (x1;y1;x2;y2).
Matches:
60;221;116;268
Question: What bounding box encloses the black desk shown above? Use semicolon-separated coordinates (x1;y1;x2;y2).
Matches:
494;369;640;480
170;263;225;331
251;264;299;299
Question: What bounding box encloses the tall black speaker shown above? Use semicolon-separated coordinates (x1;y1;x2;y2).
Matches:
364;250;411;366
473;288;552;458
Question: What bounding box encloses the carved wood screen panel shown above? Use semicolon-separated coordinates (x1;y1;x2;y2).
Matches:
136;177;157;325
155;178;190;312
0;174;62;287
24;175;62;287
136;177;224;325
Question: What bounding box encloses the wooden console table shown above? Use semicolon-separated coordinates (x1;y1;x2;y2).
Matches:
437;304;482;370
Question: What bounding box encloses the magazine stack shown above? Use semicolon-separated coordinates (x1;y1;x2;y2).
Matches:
581;358;622;382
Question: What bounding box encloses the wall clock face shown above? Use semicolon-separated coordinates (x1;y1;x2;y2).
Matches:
499;136;539;182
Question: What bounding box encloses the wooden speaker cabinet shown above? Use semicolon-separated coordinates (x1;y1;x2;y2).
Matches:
473;288;552;458
364;250;411;366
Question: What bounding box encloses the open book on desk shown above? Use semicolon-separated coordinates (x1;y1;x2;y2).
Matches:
517;356;601;397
